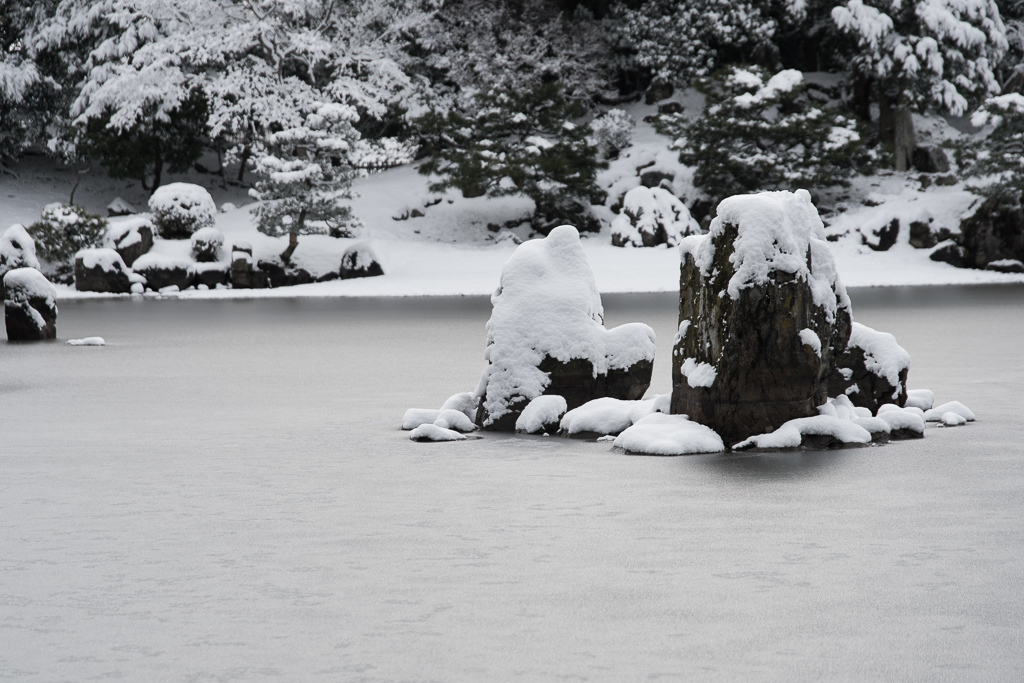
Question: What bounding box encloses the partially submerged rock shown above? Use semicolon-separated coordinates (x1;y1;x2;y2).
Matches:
671;190;853;446
74;248;132;293
958;196;1024;269
476;225;656;431
828;322;910;412
611;186;700;248
4;267;57;341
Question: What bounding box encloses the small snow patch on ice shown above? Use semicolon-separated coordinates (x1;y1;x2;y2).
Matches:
924;401;975;422
66;337;105;346
409;424;467;442
940;412;967;426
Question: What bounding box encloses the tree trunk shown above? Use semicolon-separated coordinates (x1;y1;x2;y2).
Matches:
280;231;299;264
878;94;916;172
69;162;91;205
237;145;251;183
851;72;871;122
150;142;164;195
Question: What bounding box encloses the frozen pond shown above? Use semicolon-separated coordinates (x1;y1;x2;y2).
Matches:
2;287;1023;681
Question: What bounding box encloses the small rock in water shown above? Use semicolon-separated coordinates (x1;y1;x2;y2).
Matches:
941;412;967;426
409;423;466;442
67;337;105;346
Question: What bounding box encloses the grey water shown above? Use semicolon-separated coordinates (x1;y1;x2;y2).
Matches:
1;287;1022;681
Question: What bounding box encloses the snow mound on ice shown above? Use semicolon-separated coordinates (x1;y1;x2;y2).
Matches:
516;395;568;434
734;415;872;449
924;401;975;422
877;407;926;435
560;397;638;436
67;337;105;346
941;412;968;426
679;189;849;320
613;413;725;455
441;392;478;421
905;389;935;411
433;409;476;433
402;408;440;430
408;424;466;442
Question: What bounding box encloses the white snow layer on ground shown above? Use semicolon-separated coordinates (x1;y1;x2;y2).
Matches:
516;395;568;434
476;226;655;426
613;413;725;455
679;189;851;321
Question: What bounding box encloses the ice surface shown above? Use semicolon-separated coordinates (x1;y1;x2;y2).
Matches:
613;413;725;455
516;395;568;434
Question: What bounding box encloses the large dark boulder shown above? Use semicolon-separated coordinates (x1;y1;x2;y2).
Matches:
912;145;951;174
671;190;853;447
958;195;1024;269
132;253;194;291
828;322;910;412
475;226;656;431
74;248;132;293
4;268;57;341
339;244;384;279
104;218;153;267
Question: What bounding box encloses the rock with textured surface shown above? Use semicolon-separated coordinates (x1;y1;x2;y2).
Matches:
476;225;655;431
74;248;132;293
4;267;57;341
828;322;910;412
671;190;853;447
339;244;384;279
104;217;154;267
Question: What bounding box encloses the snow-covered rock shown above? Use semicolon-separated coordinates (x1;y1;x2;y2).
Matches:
191;227;225;263
441;392;478;422
74;248;132;293
0;225;40;296
876;407;926;439
432;409;476;433
67;337;105;346
516;395;568;435
148;183;216;239
476;225;656;430
613;413;725;455
672;190;853;445
559;397;637;437
924;401;975;422
339;243;384;279
829;322;911;411
4;267;57;341
402;409;440;430
104;216;154;267
905;389;935;411
106;197;136;217
132;253;195;291
408;423;467;442
610;186;699;248
733;415;872;450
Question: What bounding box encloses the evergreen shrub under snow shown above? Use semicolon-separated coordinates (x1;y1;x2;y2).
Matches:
657;66;872;201
27;204;108;279
149;183;217;239
958;93;1024;204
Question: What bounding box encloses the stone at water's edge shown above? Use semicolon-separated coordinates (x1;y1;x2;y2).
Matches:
74;248;132;293
671;190;853;447
828;322;910;413
475;225;655;431
4;267;57;341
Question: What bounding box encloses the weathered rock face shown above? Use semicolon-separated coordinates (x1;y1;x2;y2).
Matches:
104;218;153;267
4;267;57;341
611;186;700;248
828;322;910;412
912;145;951;174
339;245;384;279
230;242;253;288
958;195;1024;269
132;253;194;291
74;248;132;293
194;262;231;288
0;224;41;300
475;225;655;431
671;190;853;447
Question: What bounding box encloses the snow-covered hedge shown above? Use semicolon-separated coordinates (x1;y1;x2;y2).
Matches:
149;183;216;239
611;186;700;248
27;204;108;273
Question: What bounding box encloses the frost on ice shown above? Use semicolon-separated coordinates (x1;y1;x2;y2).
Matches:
476;225;655;430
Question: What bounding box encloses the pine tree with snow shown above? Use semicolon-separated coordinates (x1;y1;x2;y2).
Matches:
661;65;871;201
250;102;362;263
831;0;1008;171
957;92;1024;203
418;80;606;233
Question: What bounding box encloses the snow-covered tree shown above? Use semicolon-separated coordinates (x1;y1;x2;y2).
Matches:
419;81;607;233
957;92;1024;202
661;65;871;200
250;102;362;263
832;0;1008;170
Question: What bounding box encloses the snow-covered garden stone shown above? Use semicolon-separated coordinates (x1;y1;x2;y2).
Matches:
559;397;639;438
194;262;230;288
671;190;853;447
0;225;41;299
905;388;934;411
828;322;910;412
190;227;225;262
408;424;467;442
733;415;872;450
4;268;57;341
924;401;975;423
148;183;216;239
230;242;253;288
106;197;136;217
132;253;194;291
339;244;384;279
958;196;1024;270
256;258;313;288
912;146;950;174
104;217;154;267
611;186;699;248
476;225;656;431
74;248;132;293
